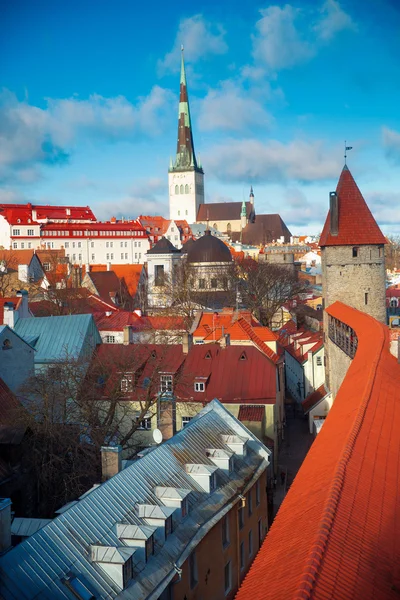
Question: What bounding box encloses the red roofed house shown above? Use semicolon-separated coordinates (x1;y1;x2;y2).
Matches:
320;166;386;396
94;311;186;345
278;320;324;404
89;263;147;310
236;302;400;600
81;269;134;310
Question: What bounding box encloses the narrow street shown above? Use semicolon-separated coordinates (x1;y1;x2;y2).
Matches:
272;404;314;519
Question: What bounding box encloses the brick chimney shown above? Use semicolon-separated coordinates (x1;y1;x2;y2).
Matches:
101;446;122;482
329;192;339;236
182;332;192;354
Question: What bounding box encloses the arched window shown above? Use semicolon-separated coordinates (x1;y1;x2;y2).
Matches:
213;223;218;231
180;184;184;194
227;223;232;234
185;184;189;194
175;185;179;194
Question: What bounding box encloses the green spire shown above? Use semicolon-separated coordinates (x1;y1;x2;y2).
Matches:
241;199;247;217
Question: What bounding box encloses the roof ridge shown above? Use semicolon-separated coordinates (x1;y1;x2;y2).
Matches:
294;304;386;599
237;318;279;363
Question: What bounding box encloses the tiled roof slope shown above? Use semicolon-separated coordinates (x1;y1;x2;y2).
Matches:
301;384;328;414
236;301;400;600
238;405;265;422
320;166;386;246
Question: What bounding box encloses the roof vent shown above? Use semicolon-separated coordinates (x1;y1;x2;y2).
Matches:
185;463;218;493
90;545;135;589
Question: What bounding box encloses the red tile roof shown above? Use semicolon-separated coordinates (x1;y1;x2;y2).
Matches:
320;166;386;246
236;301;400;600
89;264;144;297
301;384;328;413
0;203;96;225
238;405;265;422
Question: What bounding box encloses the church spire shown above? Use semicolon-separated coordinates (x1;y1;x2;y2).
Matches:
170;47;202;172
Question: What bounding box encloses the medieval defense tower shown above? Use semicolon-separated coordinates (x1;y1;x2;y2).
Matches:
320;165;386;394
168;49;204;223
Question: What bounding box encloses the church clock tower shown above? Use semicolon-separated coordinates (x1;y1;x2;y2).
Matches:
168;48;204;223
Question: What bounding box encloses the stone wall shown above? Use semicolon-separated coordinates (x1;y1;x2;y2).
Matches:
325;334;352;398
322;244;386;323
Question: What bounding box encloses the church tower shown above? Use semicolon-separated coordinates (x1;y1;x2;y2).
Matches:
168;48;204;224
321;165;386;394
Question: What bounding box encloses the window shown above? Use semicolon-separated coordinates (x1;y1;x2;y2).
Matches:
160;374;173;394
72;254;76;261
13;242;17;249
240;542;245;571
189;552;198;589
72;242;75;248
91;241;94;247
123;557;133;587
224;560;231;594
125;253;128;259
365;292;368;305
258;518;263;549
175;185;179;194
121;253;124;259
2;339;12;350
222;515;230;548
165;515;173;539
182;416;193;427
211;278;218;288
248;490;253;517
180;184;184;194
110;242;113;248
239;506;245;530
106;242;109;248
178;210;180;216
78;254;82;261
210;473;216;492
21;242;24;249
91;254;95;261
352;246;358;258
27;229;34;236
185;184;189;193
78;242;81;248
256;479;260;506
185;210;188;215
249;529;253;557
136;417;151;430
43;262;50;272
198;278;206;289
106;253;110;260
12;229;20;236
65;242;69;248
145;535;154;562
154;264;165;286
316;355;322;366
194;381;205;392
121;374;133;392
28;242;31;248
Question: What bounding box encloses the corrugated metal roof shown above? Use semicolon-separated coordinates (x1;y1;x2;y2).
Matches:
14;314;101;364
11;518;52;538
0;400;270;600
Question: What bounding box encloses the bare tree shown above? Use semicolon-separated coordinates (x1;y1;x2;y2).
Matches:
17;344;185;516
0;251;20;297
385;235;400;271
231;258;307;326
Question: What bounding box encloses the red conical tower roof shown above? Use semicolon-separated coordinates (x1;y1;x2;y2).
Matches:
320;166;386;246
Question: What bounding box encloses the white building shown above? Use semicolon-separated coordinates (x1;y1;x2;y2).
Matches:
168;50;204;224
145;237;182;308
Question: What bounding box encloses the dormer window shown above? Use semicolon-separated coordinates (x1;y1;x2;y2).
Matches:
160;374;173;394
194;381;205;392
239;352;247;361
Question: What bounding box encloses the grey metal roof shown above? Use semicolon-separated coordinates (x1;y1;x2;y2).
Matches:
11;518;52;538
0;400;270;600
14;314;102;365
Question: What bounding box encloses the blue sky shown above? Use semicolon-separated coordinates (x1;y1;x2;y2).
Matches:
1;0;400;234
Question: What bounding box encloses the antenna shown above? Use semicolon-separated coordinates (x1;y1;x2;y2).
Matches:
344;141;353;165
153;429;163;444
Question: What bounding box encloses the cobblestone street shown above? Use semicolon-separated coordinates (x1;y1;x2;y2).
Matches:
272;405;314;519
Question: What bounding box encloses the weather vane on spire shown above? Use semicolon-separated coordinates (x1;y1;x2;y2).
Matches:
344;141;353;165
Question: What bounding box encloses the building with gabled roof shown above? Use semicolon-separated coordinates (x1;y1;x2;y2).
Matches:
0;400;271;600
320;166;386;393
236;301;400;600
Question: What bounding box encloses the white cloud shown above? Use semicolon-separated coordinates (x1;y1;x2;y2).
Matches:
252;2;356;72
207;137;342;183
315;0;357;41
94;178;168;221
0;87;175;182
197;81;273;133
252;5;314;71
382;126;400;164
158;14;227;73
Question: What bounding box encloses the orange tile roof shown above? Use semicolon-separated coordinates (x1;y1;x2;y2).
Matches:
238;405;265;422
301;384;328;413
320;166;386;246
236;301;400;600
89;264;144;297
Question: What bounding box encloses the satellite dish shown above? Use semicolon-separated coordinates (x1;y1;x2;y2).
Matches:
153;429;163;444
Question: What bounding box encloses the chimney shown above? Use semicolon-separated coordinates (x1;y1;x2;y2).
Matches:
16;290;29;318
220;333;230;348
101;446;122;482
123;325;132;345
133;309;142;317
107;262;112;271
3;303;17;329
18;264;29;283
182;332;192;354
329;192;339;236
0;498;12;554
